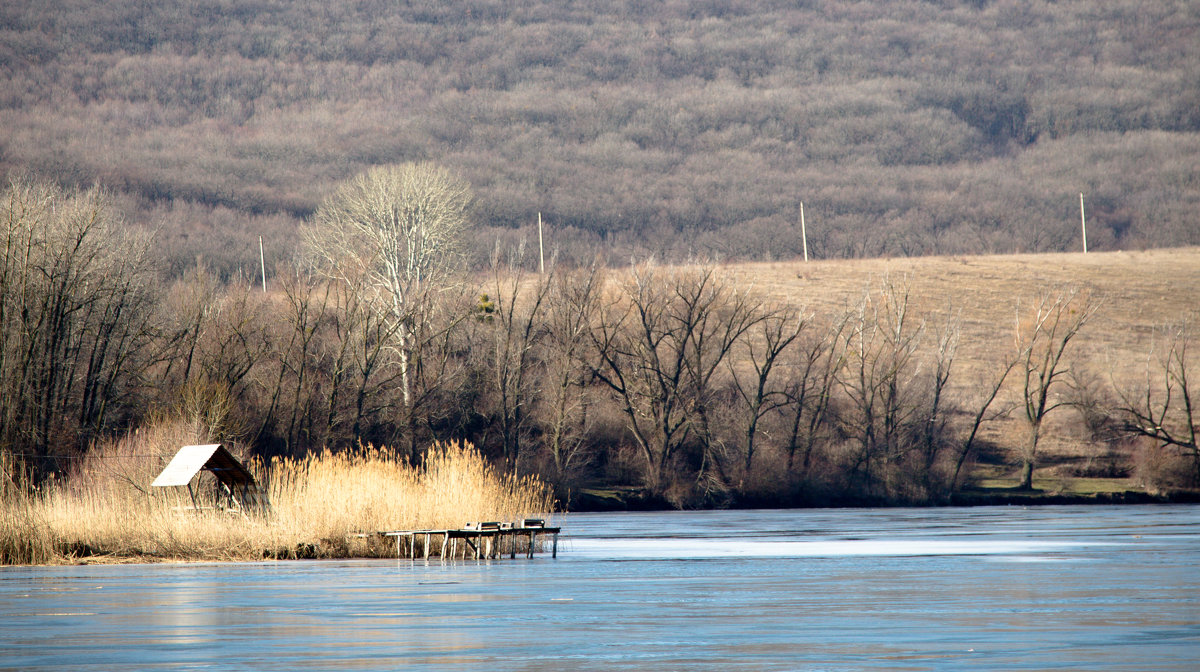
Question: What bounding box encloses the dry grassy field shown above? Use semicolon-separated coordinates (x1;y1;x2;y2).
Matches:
728;247;1198;372
723;247;1200;492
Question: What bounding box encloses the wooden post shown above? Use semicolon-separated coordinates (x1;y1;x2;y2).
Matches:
1079;193;1088;254
800;202;809;262
538;212;545;274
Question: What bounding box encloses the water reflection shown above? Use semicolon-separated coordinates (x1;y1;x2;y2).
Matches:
1;505;1197;671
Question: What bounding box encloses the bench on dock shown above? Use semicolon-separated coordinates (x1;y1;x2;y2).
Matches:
373;520;560;560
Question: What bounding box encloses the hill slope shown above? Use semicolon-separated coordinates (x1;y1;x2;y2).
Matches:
2;0;1198;275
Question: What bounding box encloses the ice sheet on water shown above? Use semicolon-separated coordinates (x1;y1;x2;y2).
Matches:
565;536;1114;560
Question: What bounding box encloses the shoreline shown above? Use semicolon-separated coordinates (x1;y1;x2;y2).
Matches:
570;486;1200;512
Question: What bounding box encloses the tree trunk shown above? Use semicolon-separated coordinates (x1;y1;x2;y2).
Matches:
1018;423;1039;490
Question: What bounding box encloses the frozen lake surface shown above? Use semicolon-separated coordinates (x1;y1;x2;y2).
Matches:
2;505;1198;670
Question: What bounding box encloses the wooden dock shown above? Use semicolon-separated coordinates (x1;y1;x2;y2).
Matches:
362;519;561;560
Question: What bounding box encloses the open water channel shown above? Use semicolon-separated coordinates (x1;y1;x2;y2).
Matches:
2;505;1198;670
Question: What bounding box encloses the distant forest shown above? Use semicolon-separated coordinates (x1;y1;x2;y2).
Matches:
2;0;1199;277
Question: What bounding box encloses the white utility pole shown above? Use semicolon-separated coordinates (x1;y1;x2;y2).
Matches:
259;236;267;292
1079;193;1088;254
538;212;545;274
800;201;809;262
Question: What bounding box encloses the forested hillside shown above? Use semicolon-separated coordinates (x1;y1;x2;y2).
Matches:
2;0;1198;276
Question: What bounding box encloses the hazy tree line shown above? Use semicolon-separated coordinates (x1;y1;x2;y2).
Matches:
4;171;1197;507
1;0;1199;278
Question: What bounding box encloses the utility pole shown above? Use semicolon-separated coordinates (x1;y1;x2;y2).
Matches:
259;236;267;292
538;212;545;274
800;201;809;262
1079;193;1088;254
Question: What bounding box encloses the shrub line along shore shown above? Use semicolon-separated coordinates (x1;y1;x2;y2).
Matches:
2;247;1200;561
3;204;1199;564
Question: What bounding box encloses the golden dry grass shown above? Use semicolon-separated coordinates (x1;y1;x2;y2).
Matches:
267;443;553;552
723;247;1200;379
2;433;553;565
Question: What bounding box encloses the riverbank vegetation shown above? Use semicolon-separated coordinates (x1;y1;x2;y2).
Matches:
2;0;1199;275
3;172;1199;529
1;425;551;564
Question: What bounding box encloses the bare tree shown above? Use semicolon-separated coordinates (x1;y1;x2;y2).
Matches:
304;162;471;412
586;263;760;497
1;176;158;468
1014;286;1099;490
159;265;220;393
318;272;401;448
586;263;688;495
159;280;273;446
918;313;961;494
304;163;472;459
483;242;553;468
193;282;272;395
780;313;848;480
835;277;958;500
948;354;1019;493
727;303;807;479
679;269;765;498
1118;318;1199;484
835;278;926;497
538;262;603;490
254;264;332;454
393;285;474;460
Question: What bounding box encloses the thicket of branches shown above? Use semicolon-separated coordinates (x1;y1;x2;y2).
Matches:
1;0;1198;277
0;177;157;466
5;174;1196;509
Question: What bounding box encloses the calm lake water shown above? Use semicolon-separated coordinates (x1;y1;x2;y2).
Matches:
2;505;1198;671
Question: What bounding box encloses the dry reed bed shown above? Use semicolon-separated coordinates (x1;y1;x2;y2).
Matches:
1;440;553;565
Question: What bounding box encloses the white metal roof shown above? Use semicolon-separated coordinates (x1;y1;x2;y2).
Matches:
151;444;223;487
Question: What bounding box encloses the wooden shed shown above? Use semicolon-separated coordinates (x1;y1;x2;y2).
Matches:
151;444;270;515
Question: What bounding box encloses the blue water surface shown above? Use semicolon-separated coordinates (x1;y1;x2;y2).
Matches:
2;505;1198;671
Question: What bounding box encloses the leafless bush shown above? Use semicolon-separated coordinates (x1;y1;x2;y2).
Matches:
1119;317;1200;487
